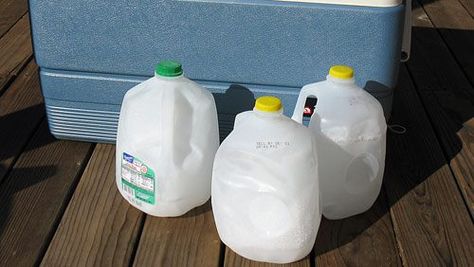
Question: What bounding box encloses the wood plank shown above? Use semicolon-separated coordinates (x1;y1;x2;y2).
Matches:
0;14;32;92
0;121;93;266
407;1;474;217
0;77;5;90
314;191;401;266
458;0;474;19
384;65;474;266
417;0;474;85
0;0;27;38
133;202;221;267
450;124;474;215
0;60;44;184
0;54;31;93
224;249;310;267
41;144;144;267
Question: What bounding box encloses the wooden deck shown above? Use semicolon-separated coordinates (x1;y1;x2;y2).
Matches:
0;0;473;266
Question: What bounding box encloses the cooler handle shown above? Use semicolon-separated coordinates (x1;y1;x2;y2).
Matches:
291;86;319;124
401;0;412;62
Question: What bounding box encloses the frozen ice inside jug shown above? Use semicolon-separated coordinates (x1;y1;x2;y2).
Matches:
292;65;387;220
212;96;321;264
116;61;219;217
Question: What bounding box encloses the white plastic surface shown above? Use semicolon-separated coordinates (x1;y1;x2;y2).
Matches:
292;75;387;220
116;74;219;217
276;0;402;8
212;108;321;264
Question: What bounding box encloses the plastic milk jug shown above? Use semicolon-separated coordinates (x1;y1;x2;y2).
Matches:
212;96;321;264
292;65;387;220
116;61;219;217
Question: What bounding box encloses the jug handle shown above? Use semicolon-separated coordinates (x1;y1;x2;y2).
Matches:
291;86;319;124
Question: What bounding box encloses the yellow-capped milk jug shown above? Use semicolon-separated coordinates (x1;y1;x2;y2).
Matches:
292;65;387;220
212;96;321;264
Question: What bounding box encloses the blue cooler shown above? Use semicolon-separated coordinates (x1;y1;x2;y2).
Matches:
29;0;411;143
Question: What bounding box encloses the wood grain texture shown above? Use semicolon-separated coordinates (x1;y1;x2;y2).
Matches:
407;2;474;218
314;191;401;266
0;121;93;266
417;0;474;85
0;60;44;184
384;66;474;266
224;249;310;267
0;0;27;38
41;144;144;267
133;201;221;267
450;125;474;216
0;77;5;90
0;14;32;89
458;0;474;18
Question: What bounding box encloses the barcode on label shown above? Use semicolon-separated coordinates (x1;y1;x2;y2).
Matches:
123;184;135;196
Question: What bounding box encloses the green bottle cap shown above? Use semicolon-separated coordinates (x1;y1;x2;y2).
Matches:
155;61;183;77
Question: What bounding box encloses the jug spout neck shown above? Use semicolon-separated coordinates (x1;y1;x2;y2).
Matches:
154;73;184;80
253;108;284;118
327;75;356;87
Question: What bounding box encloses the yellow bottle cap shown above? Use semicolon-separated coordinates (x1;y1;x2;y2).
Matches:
255;96;282;112
329;65;354;79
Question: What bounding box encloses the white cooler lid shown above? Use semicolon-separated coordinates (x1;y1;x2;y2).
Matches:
276;0;402;7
